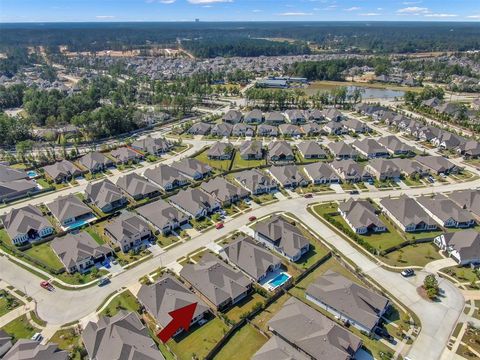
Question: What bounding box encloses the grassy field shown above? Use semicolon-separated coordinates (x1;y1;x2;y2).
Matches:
251;294;291;332
100;290;140;317
382;243;443;267
224;292;265;323
443;266;479;284
0;290;23;317
24;242;65;271
3;314;39;341
214;324;268;360
231;152;266;170
168;317;230;360
195;149;232;171
49;328;83;360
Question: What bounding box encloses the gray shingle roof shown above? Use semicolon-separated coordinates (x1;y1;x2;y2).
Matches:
352;138;389;157
380;195;437;228
180;253;253;308
0;164;28;182
1;205;52;240
79;151;112;171
132;136;171;154
82;311;165;360
48;194;93;223
416;155;457;174
239;140;263;158
3;340;68;360
86;179;125;210
339;199;385;231
268;141;293;159
43;160;83;180
327;142;359;158
104;213;151;244
440;230;480;262
448;190;480;217
303;162;338;182
234;169;275;194
171;158;212;179
0;179;37;199
110;147;143;163
268;297;362;360
416;194;475;224
378;136;415;154
200;177;249;203
137;275;210;329
136;199;189;230
144;164;189;189
252;335;310;360
207;142;233;158
169;187;217;216
296;141;326;158
306;270;389;331
269;165;309;187
116;173;160;199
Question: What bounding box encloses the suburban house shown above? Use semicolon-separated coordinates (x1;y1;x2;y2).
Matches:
82;311;165;360
256;124;278;137
220;234;282;282
51;231;113;273
331;160;372;183
207;142;233;160
352;139;390;159
232;123;255;137
223;109;243;124
457;140;480;159
171;158;212;181
43;160;85;183
169;188;220;219
116;173;161;201
267;297;362;360
322;108;344;122
104;213;153;252
85;179;128;213
303;162;340;184
378;136;415;156
343;118;370;134
143;164;190;192
380;195;438;232
366;159;402;181
239;140;263;160
264;111;286;125
252;335;311;360
434;230;480;265
1;205;54;246
131;136;172;155
278;124;304;137
396;159;430;178
78;151;114;173
244;109;263;124
301;122;322;136
48;194;96;229
254;215;310;262
136;199;189;235
448;189;480;218
338;199;386;234
187;122;212;135
200;177;249;206
416;194;475;228
323;121;346;135
137;275;211;337
234;169;277;195
110;147;144;165
296;141;327;159
306;270;390;334
180;253;253;311
0;331;12;358
416;155;460;175
285;109;306;124
268;141;294;162
0;165;38;203
2;340;68;360
305;108;325;122
327;142;359;160
211;122;233;137
268;165;309;188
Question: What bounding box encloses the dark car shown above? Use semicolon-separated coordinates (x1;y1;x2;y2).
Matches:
350;190;359;195
401;269;415;277
98;278;110;287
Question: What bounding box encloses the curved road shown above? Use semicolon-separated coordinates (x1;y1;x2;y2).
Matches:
1;176;477;359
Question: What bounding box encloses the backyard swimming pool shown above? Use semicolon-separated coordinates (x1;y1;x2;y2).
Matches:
267;272;291;290
27;171;37;178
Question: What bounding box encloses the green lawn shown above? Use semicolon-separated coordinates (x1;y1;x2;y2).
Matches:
190;217;214;231
0;229;13;246
231;152;265;170
224;292;265;323
443;266;479;284
295;235;330;271
3;314;39;341
49;328;84;360
167;317;230;360
85;226;106;245
214;324;268;360
251;193;276;205
156;233;179;247
0;289;23;317
36;178;52;189
55;268;108;285
100;290;140;317
382;243;443;267
194;149;232;171
251;294;291;332
24;242;65;271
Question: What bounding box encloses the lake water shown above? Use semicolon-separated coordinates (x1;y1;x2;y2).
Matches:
305;83;405;100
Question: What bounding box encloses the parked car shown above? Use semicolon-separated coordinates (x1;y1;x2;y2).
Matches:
427;176;435;183
31;333;42;342
97;278;110;287
215;222;224;230
248;216;257;222
350;190;359;195
304;193;313;198
401;269;415;277
40;280;54;291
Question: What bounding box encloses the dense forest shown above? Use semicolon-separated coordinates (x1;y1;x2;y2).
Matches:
1;22;480;57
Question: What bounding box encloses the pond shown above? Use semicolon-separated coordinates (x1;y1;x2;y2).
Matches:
305;82;405;100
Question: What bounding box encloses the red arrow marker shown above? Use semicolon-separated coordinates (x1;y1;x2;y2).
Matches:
157;302;198;343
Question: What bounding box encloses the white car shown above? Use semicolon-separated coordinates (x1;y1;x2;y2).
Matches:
31;333;42;342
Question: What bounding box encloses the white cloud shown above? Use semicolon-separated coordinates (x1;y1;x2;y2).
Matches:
95;15;115;19
397;7;429;15
159;0;176;3
187;0;232;4
276;12;313;16
402;1;422;4
424;13;458;18
360;13;381;16
345;7;360;11
466;14;480;19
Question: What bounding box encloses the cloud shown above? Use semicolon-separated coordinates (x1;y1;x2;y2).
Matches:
252;9;262;13
159;0;176;3
95;15;115;19
360;13;381;16
402;1;422;4
424;13;458;18
187;0;233;4
276;12;313;16
466;14;480;19
397;6;429;15
345;7;360;11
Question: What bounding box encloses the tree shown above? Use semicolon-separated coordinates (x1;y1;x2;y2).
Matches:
423;274;439;299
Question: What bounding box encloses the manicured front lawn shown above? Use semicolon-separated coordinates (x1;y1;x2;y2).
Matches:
55;268;108;285
49;328;84;360
190;217;214;231
251;193;276;205
156;233;179;247
195;149;232;171
224;292;265;323
443;266;479;284
0;290;23;317
382;243;442;267
3;314;39;341
24;242;65;271
168;317;230;360
100;290;140;317
231;152;265;170
214;324;268;360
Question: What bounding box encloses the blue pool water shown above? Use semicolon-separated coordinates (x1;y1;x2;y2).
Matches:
27;171;37;177
67;219;89;230
268;273;290;288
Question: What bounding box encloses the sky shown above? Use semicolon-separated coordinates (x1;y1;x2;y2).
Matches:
1;0;480;23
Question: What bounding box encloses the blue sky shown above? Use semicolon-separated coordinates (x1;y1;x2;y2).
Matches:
1;0;480;22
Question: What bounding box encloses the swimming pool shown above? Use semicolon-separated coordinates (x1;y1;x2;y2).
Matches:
27;171;37;178
66;218;92;230
267;272;291;290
